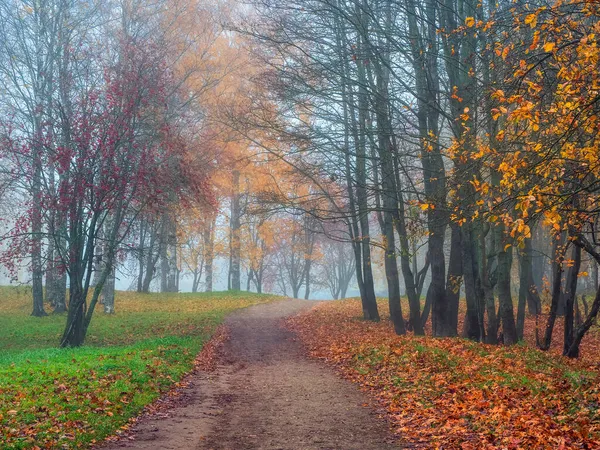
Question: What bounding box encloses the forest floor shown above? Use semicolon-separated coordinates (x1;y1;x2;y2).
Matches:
288;298;600;449
100;299;400;450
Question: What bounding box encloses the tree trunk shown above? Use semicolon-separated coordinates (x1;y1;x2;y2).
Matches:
480;227;497;344
31;145;46;317
304;264;311;299
166;220;178;292
406;0;447;337
137;220;146;292
61;288;86;347
230;170;241;291
204;215;215;292
497;238;518;345
517;236;535;338
142;222;160;293
538;233;566;350
563;244;581;356
445;224;462;335
462;225;483;341
103;266;116;314
47;216;67;314
592;259;599;293
532;222;545;291
334;7;378;321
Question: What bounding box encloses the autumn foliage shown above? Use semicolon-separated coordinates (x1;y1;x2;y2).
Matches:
289;299;600;448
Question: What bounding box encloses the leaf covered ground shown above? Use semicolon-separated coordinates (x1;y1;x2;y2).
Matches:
288;299;600;449
0;288;278;449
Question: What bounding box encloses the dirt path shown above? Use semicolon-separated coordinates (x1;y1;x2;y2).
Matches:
101;299;400;450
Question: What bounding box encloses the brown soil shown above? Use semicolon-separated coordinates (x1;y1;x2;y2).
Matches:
99;299;400;450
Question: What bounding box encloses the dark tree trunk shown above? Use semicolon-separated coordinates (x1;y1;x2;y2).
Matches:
532;222;545;291
334;8;378;321
498;240;518;345
62;288;85;346
480;227;497;344
517;236;537;338
462;225;483;341
160;214;178;293
592;259;599;293
31;150;46;317
563;245;581;356
445;224;462;335
405;0;448;337
538;233;566;350
142;223;160;293
369;15;405;334
48;215;67;314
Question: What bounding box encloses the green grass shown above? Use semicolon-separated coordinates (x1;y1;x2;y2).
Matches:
0;287;279;448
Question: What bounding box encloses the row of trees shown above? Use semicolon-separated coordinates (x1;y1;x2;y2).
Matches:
4;0;600;360
0;0;358;349
121;203;357;300
232;0;600;357
0;0;221;346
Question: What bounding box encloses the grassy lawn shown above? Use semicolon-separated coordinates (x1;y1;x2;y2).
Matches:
288;298;600;449
0;287;279;449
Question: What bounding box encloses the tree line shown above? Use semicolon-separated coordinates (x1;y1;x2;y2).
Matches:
2;0;600;360
232;0;600;358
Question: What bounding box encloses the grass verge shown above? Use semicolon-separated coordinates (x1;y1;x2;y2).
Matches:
0;288;279;449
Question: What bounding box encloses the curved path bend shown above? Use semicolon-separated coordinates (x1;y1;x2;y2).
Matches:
101;299;400;450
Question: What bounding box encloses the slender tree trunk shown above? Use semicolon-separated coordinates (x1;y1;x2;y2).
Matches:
334;5;378;320
517;236;535;338
230;170;241;291
166;219;178;292
592;259;599;293
532;222;545;291
481;228;498;344
31;142;46;317
103;266;116;314
160;215;168;292
445;224;462;335
48;213;67;313
137;220;146;293
497;237;518;345
192;270;199;293
62;286;85;347
304;263;311;299
462;225;483;341
406;0;448;337
563;244;581;356
367;10;405;333
204;215;215;292
538;233;566;350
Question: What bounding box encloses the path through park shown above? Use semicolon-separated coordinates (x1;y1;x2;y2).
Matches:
101;299;400;450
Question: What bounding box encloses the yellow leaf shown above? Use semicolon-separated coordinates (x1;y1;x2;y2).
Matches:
524;13;537;28
544;42;555;52
465;17;475;28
